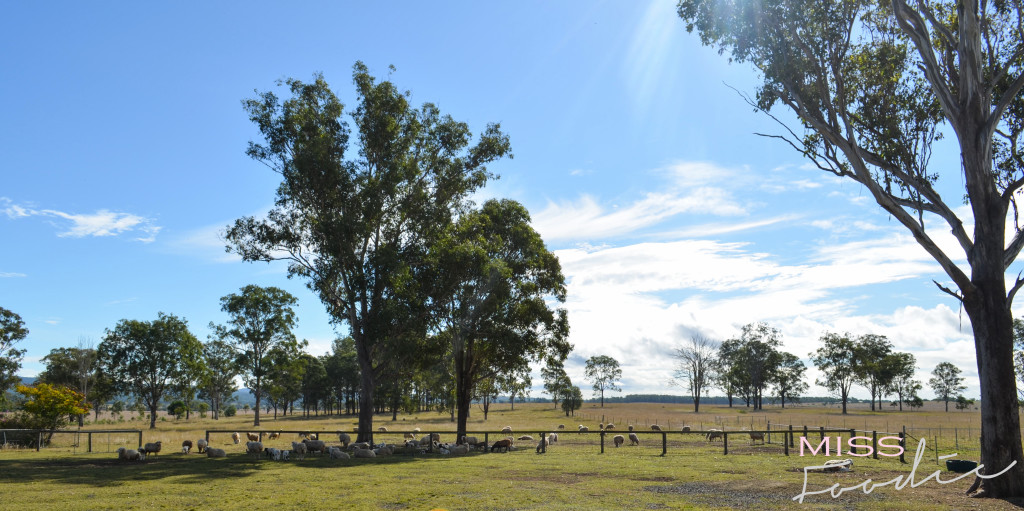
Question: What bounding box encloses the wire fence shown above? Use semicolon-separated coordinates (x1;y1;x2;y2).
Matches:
0;429;142;453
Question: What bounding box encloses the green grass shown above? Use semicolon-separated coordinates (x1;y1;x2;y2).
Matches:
1;403;1020;510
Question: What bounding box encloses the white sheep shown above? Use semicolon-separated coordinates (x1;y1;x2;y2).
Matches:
206;447;227;458
373;446;393;456
822;459;853;472
650;425;662;432
265;447;281;460
578;425;589;433
116;447;143;461
548;433;558;444
246;441;263;458
517;435;534;441
280;449;291;461
181;440;192;454
628;432;640;445
459;436;479;446
605;423;615;431
378;426;388;432
353;448;376;458
337;432;351;448
613;434;625;448
351;441;371;450
142;441;162;456
246;432;260;442
231;432;240;444
419;434;439;445
328;447;350;459
403;432;416;440
197;438;208;454
268;432;281;440
536;437;548;453
500;426;513;434
291;441;308;460
449;444;469;455
706;429;723;442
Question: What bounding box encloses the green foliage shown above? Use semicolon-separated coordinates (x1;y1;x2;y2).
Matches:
584;355;622;407
560;385;583;416
226;63;512;439
98;312;203;429
955;394;976;411
718;322;783;410
224;405;237;417
167;400;187;418
210;285;297;427
770;352;808;408
0;307;29;406
929;362;967;412
810;332;858;414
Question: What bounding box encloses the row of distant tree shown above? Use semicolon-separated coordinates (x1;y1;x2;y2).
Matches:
667;322;1020;414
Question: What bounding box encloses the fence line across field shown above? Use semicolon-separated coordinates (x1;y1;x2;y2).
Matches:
0;429;142;452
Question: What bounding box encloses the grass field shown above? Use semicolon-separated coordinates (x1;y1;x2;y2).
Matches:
1;402;1021;510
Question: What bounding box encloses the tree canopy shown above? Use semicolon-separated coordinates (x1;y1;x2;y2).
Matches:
929;361;967;412
225;63;512;441
678;0;1024;495
0;307;28;407
669;335;719;413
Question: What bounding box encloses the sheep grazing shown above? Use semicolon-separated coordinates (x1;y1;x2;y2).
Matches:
329;447;350;459
628;425;634;432
500;426;513;434
268;432;281;440
491;439;513;453
705;429;723;442
378;426;388;432
517;435;534;441
246;441;263;458
548;433;558;444
605;423;615;431
181;440;193;454
650;425;663;432
197;438;208;454
231;432;241;444
291;441;308;460
280;449;291;461
265;447;281;460
353;448;376;458
143;441;162;456
578;425;589;433
536;437;548;453
613;435;625;448
337;432;351;448
302;438;327;456
206;447;227;458
681;426;691;432
557;424;565;430
628;432;640;445
246;432;259;442
599;423;604;430
116;447;143;461
748;431;765;445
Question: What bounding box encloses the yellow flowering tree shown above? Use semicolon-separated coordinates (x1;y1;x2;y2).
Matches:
16;383;90;441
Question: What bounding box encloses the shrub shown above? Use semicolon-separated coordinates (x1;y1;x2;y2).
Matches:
167;400;187;418
224;405;237;417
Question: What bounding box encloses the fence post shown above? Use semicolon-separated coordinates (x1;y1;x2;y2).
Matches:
600;431;605;454
819;426;825;441
205;430;210;444
37;431;42;452
662;432;667;456
849;429;856;455
899;431;906;464
541;432;546;454
872;431;878;460
934;436;938;465
88;432;92;453
955;428;958;450
789;425;794;448
784;431;789;456
723;432;728;455
138;431;142;449
767;421;771;444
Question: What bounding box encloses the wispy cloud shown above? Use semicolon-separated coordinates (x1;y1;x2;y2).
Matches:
2;197;161;242
0;272;27;278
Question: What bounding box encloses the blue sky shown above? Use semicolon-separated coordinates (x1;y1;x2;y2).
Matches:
1;1;994;401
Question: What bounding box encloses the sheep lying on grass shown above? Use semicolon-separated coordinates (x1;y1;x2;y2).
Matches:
206;447;227;458
517;435;534;441
613;435;625;448
197;438;208;454
819;459;853;472
181;440;192;454
116;447;143;461
353;448;376;458
629;433;640;446
500;426;513;434
265;447;281;460
329;447;350;460
231;432;240;444
378;426;388;432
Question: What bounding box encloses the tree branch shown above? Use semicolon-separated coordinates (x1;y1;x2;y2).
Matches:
934;279;964;302
1007;271;1024;308
1005;229;1024;269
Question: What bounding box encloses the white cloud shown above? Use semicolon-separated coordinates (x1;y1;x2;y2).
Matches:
0;272;26;278
2;198;161;242
569;169;592;177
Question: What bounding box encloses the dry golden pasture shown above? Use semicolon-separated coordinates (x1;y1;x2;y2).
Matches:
1;401;1020;510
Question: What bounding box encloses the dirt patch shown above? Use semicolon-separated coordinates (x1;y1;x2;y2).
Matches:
632;476;675;482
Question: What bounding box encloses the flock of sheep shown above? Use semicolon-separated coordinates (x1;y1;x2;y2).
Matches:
113;422;768;462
